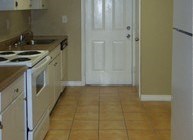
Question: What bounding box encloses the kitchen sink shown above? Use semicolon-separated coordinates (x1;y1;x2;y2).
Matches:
27;39;56;45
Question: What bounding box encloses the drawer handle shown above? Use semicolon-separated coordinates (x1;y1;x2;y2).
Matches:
0;121;3;129
14;88;19;93
54;62;58;66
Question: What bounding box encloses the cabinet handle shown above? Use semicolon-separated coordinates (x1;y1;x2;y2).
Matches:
0;121;3;129
42;4;44;7
14;88;19;93
54;62;58;66
15;1;18;7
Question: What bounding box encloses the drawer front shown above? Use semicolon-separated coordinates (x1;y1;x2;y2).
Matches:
49;45;60;61
0;75;24;112
28;110;49;140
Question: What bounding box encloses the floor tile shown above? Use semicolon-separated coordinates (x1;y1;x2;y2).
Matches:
50;120;72;130
99;121;126;130
124;112;149;121
57;99;78;106
72;121;98;130
122;103;145;113
100;96;120;102
69;130;98;140
151;119;171;130
128;130;160;140
53;105;77;113
100;112;124;121
83;86;100;94
100;87;119;94
100;104;122;112
156;130;171;140
100;101;121;106
125;120;153;130
77;105;99;113
74;112;98;121
44;130;70;140
78;100;99;106
51;112;75;121
99;130;128;140
118;86;137;93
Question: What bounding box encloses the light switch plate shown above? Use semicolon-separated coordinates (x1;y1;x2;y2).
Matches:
62;15;68;23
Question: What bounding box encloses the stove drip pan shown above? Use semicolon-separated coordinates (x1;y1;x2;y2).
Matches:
10;58;31;62
18;51;41;56
0;51;15;55
0;57;8;62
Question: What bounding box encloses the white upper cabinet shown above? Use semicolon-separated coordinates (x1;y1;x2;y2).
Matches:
0;0;48;10
30;0;48;9
0;0;31;10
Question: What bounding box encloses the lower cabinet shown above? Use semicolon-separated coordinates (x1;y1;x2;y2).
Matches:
48;47;61;112
55;54;62;100
0;75;25;140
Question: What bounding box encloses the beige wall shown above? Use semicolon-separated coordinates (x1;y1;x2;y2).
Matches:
31;0;173;95
0;11;30;42
31;0;81;81
141;0;173;95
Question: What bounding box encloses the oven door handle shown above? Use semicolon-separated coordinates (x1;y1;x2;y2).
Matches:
32;56;51;74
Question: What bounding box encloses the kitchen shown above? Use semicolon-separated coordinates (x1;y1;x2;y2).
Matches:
0;0;192;140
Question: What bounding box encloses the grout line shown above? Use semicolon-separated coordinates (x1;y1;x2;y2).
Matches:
119;88;131;140
98;87;101;140
67;87;80;140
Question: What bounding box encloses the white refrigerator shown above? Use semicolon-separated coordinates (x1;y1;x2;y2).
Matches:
172;0;193;140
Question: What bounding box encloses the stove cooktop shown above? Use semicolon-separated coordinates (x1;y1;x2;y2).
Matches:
0;50;48;67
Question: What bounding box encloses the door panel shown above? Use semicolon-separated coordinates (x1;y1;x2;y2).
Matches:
93;41;105;71
113;0;125;29
93;0;104;29
85;0;133;84
112;41;126;71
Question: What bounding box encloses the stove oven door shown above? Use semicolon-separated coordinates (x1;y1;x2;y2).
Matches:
27;56;51;130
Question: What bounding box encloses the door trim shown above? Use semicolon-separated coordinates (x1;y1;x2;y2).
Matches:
81;0;141;97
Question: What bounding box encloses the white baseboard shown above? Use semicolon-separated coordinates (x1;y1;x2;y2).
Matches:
140;95;171;101
61;81;67;86
62;81;84;86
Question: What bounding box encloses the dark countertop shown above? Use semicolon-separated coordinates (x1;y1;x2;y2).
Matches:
0;66;27;92
6;35;68;52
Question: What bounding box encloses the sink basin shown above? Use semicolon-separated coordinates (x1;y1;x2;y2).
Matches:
27;39;56;45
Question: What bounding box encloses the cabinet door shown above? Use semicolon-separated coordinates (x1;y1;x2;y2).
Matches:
55;54;61;100
61;49;67;81
31;0;48;9
16;0;30;10
41;0;48;9
48;61;56;112
0;94;25;140
0;103;15;140
12;94;25;140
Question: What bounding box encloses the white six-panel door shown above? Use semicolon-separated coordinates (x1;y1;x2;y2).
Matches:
85;0;133;84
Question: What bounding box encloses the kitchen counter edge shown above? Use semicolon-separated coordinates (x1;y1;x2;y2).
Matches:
0;66;27;92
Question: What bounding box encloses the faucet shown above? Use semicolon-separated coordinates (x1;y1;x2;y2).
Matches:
20;34;23;42
18;34;26;46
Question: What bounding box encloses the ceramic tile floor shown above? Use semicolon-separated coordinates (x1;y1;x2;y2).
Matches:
44;86;171;140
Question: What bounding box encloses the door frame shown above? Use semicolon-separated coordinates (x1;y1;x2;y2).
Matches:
81;0;141;97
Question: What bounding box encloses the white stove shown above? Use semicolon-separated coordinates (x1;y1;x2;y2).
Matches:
0;50;51;140
0;50;48;67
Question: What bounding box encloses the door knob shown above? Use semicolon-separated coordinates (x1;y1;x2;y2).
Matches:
135;37;139;41
127;26;131;30
127;34;131;39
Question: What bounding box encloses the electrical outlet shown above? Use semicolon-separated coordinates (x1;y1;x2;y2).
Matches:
62;15;68;23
